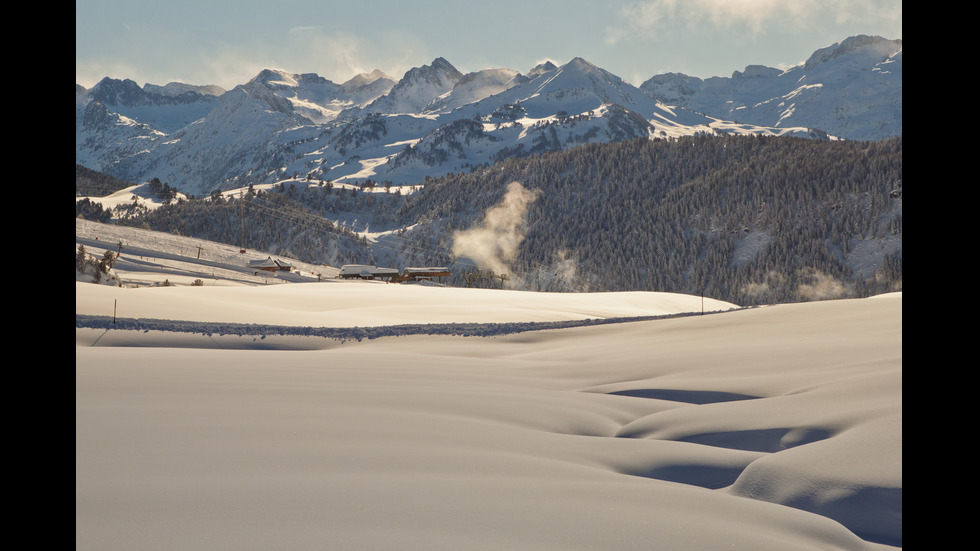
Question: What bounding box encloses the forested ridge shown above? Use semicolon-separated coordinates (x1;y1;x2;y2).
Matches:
77;134;901;306
75;164;134;197
394;134;902;304
102;185;379;268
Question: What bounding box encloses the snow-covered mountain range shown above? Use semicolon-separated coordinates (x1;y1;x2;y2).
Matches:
639;35;901;143
76;35;901;196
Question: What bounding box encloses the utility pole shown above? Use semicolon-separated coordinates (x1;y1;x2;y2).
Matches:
239;191;246;253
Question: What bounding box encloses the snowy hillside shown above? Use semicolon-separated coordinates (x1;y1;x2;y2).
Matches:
74;34;901;195
76;218;902;550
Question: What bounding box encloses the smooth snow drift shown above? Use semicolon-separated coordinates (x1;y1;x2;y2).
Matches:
76;221;901;550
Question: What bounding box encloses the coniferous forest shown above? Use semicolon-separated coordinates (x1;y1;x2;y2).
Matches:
78;134;902;306
393;135;902;304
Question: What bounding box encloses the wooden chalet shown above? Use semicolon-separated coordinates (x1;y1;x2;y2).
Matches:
248;257;279;272
338;265;400;281
372;267;400;280
338;265;375;279
396;267;451;283
248;257;293;273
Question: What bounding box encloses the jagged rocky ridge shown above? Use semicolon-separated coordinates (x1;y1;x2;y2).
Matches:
76;35;900;195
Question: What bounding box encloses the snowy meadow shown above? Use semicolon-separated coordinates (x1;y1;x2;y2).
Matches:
76;220;901;550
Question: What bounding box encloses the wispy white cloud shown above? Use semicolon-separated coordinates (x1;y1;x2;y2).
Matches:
605;0;901;44
77;24;434;90
284;26;429;82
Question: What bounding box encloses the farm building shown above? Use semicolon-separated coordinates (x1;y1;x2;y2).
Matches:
397;267;451;283
338;265;375;279
248;257;294;272
373;267;400;280
247;257;280;272
338;265;400;281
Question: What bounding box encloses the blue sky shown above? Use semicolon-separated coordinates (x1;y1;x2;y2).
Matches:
76;0;902;90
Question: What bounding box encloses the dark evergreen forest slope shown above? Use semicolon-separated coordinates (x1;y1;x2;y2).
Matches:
394;135;902;304
79;135;902;306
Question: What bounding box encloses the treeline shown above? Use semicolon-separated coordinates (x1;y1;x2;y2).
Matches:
392;134;902;304
146;177;179;203
75;164;133;197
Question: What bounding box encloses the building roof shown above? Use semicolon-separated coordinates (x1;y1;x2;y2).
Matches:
248;257;279;268
404;267;450;273
339;264;376;277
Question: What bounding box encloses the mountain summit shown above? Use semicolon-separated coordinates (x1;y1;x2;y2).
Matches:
640;34;901;141
76;35;901;194
358;57;464;116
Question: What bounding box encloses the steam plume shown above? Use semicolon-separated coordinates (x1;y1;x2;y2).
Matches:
452;182;539;284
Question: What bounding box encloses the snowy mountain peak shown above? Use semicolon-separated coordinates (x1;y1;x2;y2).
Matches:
76;35;901;193
564;57;598;72
239;69;397;124
428;57;459;74
803;35;901;71
88;77;146;106
422;67;527;115
401;57;463;88
341;69;395;90
639;35;902;141
360;57;465;115
456;67;523;87
143;82;226;97
248;69;303;88
731;65;781;80
509;56;656;119
553;56;623;85
529;61;558;77
237;81;299;114
246;69;343;93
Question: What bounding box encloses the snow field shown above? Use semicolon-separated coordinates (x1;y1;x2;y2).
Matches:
76;262;901;550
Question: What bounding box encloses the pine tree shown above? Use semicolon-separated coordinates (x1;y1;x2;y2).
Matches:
77;244;88;273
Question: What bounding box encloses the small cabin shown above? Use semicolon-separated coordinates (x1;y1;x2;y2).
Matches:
398;267;451;283
248;257;280;272
248;257;294;273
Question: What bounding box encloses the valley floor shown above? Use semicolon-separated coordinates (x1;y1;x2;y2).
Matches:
77;267;901;550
